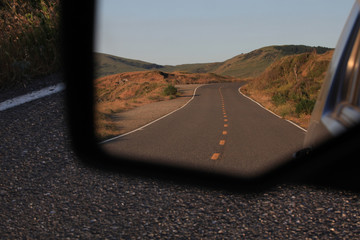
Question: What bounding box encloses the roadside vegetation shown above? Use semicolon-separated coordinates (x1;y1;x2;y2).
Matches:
0;0;60;90
163;84;178;98
241;49;333;128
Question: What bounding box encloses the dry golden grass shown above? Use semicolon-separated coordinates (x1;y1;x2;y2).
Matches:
240;50;333;129
0;0;60;89
240;86;311;129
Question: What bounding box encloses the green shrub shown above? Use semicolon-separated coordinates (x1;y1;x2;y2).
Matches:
295;98;316;115
307;61;329;79
163;84;177;96
271;92;287;106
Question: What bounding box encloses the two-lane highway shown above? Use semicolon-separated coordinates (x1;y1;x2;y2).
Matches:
102;82;305;177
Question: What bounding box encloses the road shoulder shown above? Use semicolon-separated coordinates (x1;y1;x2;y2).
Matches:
99;84;203;139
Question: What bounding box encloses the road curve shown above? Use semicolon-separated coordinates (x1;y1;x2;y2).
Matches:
102;82;306;177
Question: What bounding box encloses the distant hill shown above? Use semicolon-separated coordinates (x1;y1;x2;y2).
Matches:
94;45;333;79
162;62;223;74
213;45;331;78
94;53;223;78
94;53;164;78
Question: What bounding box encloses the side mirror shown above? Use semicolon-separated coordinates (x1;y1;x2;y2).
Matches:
62;1;360;192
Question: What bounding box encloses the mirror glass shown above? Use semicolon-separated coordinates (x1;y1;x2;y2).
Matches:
93;0;354;177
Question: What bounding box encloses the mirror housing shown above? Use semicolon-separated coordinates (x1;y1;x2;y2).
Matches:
62;0;360;192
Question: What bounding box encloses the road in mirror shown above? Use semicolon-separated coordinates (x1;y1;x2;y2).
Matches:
93;0;354;177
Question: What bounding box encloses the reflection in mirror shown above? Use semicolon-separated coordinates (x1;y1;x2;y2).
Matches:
93;0;354;177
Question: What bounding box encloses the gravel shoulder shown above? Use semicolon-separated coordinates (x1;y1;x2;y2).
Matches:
108;84;203;136
1;79;359;239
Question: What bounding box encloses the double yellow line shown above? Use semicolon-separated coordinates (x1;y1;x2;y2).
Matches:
211;87;229;161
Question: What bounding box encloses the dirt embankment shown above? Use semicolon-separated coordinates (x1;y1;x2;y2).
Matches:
240;50;333;129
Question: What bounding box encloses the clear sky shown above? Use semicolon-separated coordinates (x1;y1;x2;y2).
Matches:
95;0;355;65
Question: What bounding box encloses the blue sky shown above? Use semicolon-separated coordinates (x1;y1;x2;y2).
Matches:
95;0;355;65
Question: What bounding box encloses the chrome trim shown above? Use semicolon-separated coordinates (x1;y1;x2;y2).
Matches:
322;114;347;136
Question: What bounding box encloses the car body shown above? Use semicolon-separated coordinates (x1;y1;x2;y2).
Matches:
304;0;360;147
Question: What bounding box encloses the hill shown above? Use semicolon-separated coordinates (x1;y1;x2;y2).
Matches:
213;45;331;78
241;49;334;128
94;45;332;79
94;53;164;78
94;53;223;78
162;62;223;74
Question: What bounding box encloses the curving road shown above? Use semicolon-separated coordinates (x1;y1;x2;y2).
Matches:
103;82;306;177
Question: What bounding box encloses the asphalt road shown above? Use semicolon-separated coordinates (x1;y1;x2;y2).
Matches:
103;83;306;177
1;80;359;239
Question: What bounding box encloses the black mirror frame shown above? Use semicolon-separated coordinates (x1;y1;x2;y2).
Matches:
62;0;360;192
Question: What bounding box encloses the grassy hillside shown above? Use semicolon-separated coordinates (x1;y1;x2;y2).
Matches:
0;0;60;90
94;53;164;78
94;52;223;78
213;45;331;78
95;70;238;139
94;45;332;79
241;49;333;128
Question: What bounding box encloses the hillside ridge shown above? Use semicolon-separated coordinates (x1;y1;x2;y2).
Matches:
94;45;333;79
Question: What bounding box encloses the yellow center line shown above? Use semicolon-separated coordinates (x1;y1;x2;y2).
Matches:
216;88;227;160
211;153;220;160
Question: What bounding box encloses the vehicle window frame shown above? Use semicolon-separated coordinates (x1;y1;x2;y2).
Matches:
324;5;360;114
321;5;360;133
335;20;360;127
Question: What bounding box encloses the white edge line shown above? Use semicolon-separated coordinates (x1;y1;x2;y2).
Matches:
238;86;307;133
100;85;205;144
0;83;66;111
